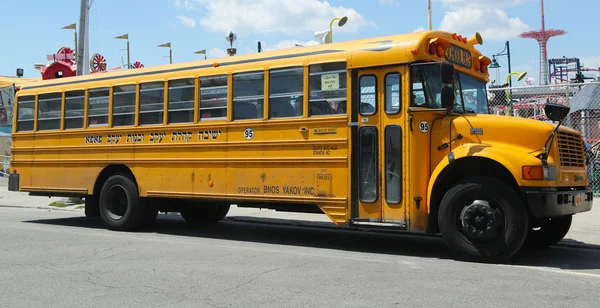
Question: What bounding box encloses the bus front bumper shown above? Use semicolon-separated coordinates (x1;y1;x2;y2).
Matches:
524;187;593;218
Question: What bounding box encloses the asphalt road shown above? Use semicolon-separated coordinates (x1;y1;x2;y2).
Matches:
1;207;599;308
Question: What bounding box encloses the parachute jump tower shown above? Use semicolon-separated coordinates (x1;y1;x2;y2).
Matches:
519;0;566;85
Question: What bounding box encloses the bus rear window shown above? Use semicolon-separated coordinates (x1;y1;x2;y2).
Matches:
16;95;35;132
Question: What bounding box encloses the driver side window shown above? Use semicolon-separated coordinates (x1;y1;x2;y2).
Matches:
411;67;427;107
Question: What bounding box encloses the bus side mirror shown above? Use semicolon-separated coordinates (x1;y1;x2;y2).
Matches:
441;85;455;110
544;103;570;122
441;61;454;84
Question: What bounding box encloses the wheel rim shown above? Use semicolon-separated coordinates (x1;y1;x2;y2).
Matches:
458;198;506;242
106;184;128;220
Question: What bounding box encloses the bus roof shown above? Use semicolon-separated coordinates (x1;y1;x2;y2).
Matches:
19;30;488;92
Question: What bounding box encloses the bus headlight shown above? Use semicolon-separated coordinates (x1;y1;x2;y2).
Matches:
522;165;557;181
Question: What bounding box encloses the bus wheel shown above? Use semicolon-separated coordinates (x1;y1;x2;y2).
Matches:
525;215;572;249
180;203;230;224
84;195;100;218
438;177;528;263
99;175;146;231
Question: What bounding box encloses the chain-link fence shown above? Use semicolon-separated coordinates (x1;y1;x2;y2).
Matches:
488;81;600;193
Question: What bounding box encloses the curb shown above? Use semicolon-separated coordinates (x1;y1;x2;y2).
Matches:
0;204;84;212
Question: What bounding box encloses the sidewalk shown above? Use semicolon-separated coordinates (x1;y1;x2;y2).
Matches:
0;177;598;249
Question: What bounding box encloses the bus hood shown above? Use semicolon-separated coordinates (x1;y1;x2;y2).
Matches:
448;114;580;162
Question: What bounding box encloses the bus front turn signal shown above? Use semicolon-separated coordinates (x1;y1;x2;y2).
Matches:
522;165;556;181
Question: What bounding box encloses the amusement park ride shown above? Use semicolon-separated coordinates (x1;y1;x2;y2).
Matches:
37;46;145;81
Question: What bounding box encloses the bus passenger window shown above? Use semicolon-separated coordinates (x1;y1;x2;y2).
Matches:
65;90;85;129
139;82;165;126
112;85;136;127
269;67;303;118
233;72;264;120
88;88;109;127
385;73;401;114
16;95;35;132
359;75;376;115
308;62;347;116
168;78;194;124
37;92;62;131
199;75;227;121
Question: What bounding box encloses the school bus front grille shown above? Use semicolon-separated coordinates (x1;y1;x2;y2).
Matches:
557;131;585;167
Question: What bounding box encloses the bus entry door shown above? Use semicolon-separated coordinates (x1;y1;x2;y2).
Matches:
352;67;406;226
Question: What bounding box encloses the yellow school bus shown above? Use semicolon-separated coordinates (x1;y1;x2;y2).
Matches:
9;30;593;262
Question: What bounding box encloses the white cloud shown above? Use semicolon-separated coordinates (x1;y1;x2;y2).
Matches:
440;7;529;41
434;0;524;9
262;39;320;51
189;0;367;35
413;26;426;32
379;0;400;6
176;15;197;28
435;0;529;41
208;48;228;59
172;0;199;11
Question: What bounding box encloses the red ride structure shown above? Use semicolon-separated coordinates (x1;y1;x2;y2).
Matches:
519;0;566;85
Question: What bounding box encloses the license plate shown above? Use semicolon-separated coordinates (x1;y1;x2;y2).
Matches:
575;194;583;207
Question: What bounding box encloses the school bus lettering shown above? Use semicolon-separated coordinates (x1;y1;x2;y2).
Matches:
238;187;261;194
107;134;122;145
10;30;592;263
263;185;279;194
126;133;144;143
85;135;102;144
171;131;192;143
313;145;338;155
149;132;166;144
313;127;337;135
445;44;472;68
198;130;221;141
317;173;332;181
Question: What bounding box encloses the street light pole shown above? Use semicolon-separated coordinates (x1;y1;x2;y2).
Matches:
490;41;512;84
158;42;172;64
194;50;207;60
505;71;527;116
61;23;77;64
115;34;130;68
428;0;432;30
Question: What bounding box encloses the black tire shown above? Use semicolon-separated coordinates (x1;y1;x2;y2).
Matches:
84;194;100;218
180;203;230;224
438;176;529;263
525;215;572;249
98;174;146;231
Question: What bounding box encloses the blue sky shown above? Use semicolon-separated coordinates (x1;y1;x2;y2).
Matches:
1;0;598;85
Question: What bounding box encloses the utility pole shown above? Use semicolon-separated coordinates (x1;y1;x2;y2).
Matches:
76;0;94;75
428;0;432;30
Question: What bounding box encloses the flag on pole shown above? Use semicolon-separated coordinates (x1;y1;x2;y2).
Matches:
62;23;76;30
314;29;331;44
115;33;129;40
158;42;171;48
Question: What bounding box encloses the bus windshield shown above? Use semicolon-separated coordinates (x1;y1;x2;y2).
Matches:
411;64;489;114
